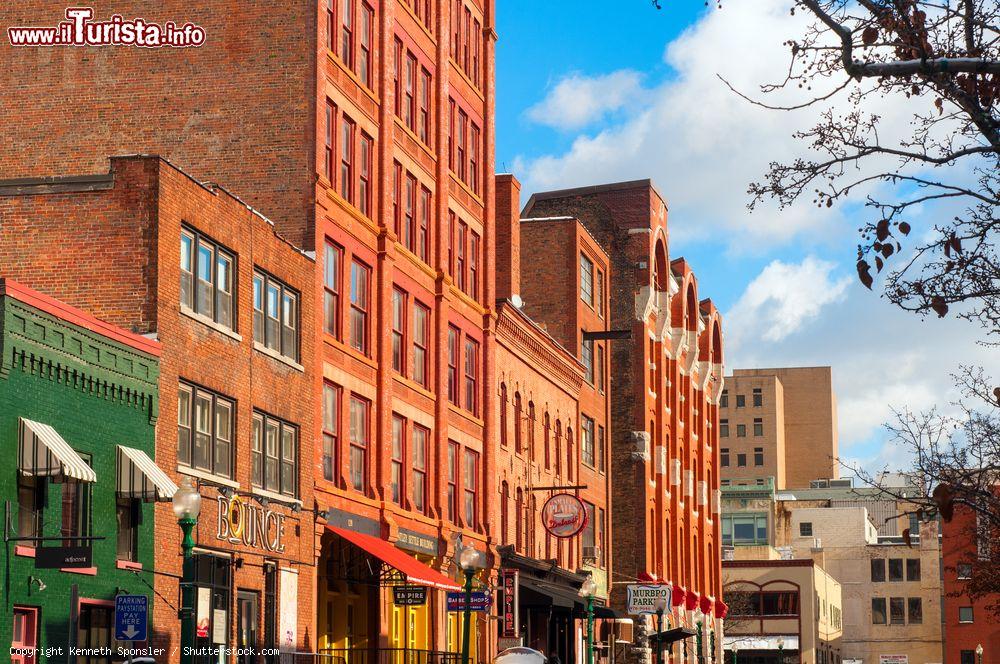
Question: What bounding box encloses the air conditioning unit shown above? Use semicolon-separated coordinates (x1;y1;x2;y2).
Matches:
583;546;602;564
722;546;735;561
829;478;854;488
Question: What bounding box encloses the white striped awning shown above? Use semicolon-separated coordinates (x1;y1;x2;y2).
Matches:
18;418;97;482
117;445;178;501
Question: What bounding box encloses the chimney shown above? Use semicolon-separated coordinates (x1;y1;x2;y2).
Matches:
495;174;521;303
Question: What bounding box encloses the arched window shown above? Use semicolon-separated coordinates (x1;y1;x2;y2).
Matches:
528;401;536;458
543;412;551;469
554;420;562;476
530;495;538;557
515;487;524;551
500;383;508;447
500;481;510;542
566;426;574;481
514;392;523;452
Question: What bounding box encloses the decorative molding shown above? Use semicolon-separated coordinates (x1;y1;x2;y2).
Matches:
496;306;584;395
630;431;651;461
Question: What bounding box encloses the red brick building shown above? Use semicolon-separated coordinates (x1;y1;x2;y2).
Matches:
493;175;613;662
2;0;499;660
942;505;999;664
522;181;725;662
0;155;318;659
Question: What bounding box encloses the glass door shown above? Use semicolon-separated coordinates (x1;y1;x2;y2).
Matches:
237;591;259;664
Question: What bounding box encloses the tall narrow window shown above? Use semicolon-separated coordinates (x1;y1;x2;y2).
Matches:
340;116;355;203
581;416;595;467
412;425;428;513
323;382;340;482
582;339;595;384
753;387;763;407
528;402;536;457
447;211;456;277
391;415;405;504
116;497;139;562
404;53;416;130
500;384;509;447
412;302;429;387
404;173;416;252
580;253;594;305
566;426;574;481
349;395;369;492
325;100;336;182
596;270;605;317
391;288;406;373
393;38;402;118
392;161;402;237
359;133;372;218
327;0;336;52
350;259;370;354
469;232;480;300
448;99;456;170
456;222;467;291
470;123;480;193
324;241;342;338
463;7;471;71
464;337;479;415
340;0;354;67
753;418;763;436
472;18;481;86
596;344;605;393
754;447;764;466
463;449;479;528
554;421;562;475
447;326;460;404
418;68;431;144
418;186;431;262
447;442;459;522
514;392;523;452
457;109;467;181
544;413;551;468
359;3;373;88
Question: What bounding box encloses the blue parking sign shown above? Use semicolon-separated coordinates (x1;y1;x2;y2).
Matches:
114;594;148;642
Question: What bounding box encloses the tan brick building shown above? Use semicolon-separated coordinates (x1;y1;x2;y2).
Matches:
719;367;838;490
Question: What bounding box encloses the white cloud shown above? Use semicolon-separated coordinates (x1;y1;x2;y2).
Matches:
525;70;644;130
725;256;850;346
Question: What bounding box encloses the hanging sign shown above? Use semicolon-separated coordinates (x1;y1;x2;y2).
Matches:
393;585;428;606
626;585;673;615
36;545;92;569
541;493;588;538
195;588;211;638
447;591;492;612
500;569;520;638
216;494;286;553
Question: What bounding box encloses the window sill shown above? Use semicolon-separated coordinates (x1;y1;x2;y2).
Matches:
180;306;242;342
249;487;303;507
61;566;98;575
253;341;304;372
116;560;143;571
14;545;35;558
177;465;241;490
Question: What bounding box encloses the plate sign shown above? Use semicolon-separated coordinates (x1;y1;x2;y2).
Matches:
626;584;672;615
393;585;428;606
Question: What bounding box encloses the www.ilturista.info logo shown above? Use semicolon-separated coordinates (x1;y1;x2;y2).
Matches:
7;7;206;47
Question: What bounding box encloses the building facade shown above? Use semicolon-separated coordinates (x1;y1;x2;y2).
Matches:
942;504;999;664
522;181;725;662
1;278;164;662
0;157;319;661
719;368;838;490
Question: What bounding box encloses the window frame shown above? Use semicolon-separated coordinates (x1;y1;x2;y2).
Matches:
580;253;595;306
464;336;479;415
581;415;596;468
180;226;236;330
253;269;300;362
412;301;430;387
252;410;299;498
349;259;371;355
349;395;370;493
463;448;479;528
322;381;341;483
178;382;235;480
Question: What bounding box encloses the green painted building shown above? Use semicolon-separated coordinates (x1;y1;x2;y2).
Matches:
0;278;173;663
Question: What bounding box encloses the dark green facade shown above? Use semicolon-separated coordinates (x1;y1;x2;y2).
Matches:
1;288;159;661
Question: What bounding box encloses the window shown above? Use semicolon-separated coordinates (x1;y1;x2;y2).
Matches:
324;241;342;338
404;52;416;129
468;232;480;300
720;390;729;408
513;392;522;452
871;559;886;582
581;416;595;467
253;271;299;362
326;0;336;51
178;383;234;479
721;514;768;546
737;452;747;467
252;412;298;498
580;253;594;305
906;558;921;581
464;338;479;414
889;597;905;625
447;99;455;169
957;563;972;579
720;419;729;437
116;497;139;562
907;597;922;624
470;123;480;193
736;394;746;408
596;270;605;318
322;382;340;482
349;259;370;354
582;339;595;384
412;302;429;387
596;344;605;393
799;522;813;537
447;326;460;404
754;447;764;466
463;449;479;527
961;652;976;664
582;501;596;556
325;99;336;181
721;448;730;467
736;424;747;438
392;161;402;236
457;109;467;180
359;133;372;217
340;0;353;67
418;68;431;144
456;221;466;291
753;418;763;436
340;115;355;202
447;442;459;522
349;396;369;492
872;598;887;624
958;606;974;623
527;402;536;457
752;387;762;407
180;228;235;329
393;38;402;118
359;3;373;88
392;288;406;373
597;424;606;473
729;591;798;616
888;558;904;582
60;460;92;546
418;186;430;262
412;425;428;513
404;173;416;251
391;415;405;504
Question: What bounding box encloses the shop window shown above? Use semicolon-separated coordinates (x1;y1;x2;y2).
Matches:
253;270;299;362
871;598;887;624
193;552;232;653
871;559;886;582
252;412;299;498
180;227;235;330
116;497;140;562
178;383;234;480
323;382;341;482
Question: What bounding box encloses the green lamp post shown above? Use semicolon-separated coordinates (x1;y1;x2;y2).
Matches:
776;636;785;664
976;644;984;664
458;542;486;664
172;477;202;664
578;575;598;664
695;616;704;664
731;645;738;664
652;597;667;664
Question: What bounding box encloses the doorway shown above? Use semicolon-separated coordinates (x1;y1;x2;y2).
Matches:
11;607;38;664
237;590;259;664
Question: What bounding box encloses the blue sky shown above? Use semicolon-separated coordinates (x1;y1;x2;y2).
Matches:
493;0;999;474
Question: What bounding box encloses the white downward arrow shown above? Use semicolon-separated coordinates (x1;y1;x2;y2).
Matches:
122;625;139;639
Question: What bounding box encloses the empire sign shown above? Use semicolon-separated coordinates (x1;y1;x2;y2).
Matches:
215;494;286;552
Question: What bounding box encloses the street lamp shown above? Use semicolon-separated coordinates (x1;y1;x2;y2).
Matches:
172;477;202;664
652;597;668;664
731;645;738;664
776;636;785;664
695;610;704;664
579;575;598;664
458;542;486;664
976;644;984;664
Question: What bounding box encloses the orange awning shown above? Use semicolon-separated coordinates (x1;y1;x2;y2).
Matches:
326;525;462;591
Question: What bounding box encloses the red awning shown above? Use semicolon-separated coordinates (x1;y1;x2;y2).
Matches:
326;525;462;591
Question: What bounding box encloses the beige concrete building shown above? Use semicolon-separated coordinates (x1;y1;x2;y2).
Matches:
723;558;843;664
719;367;838;490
